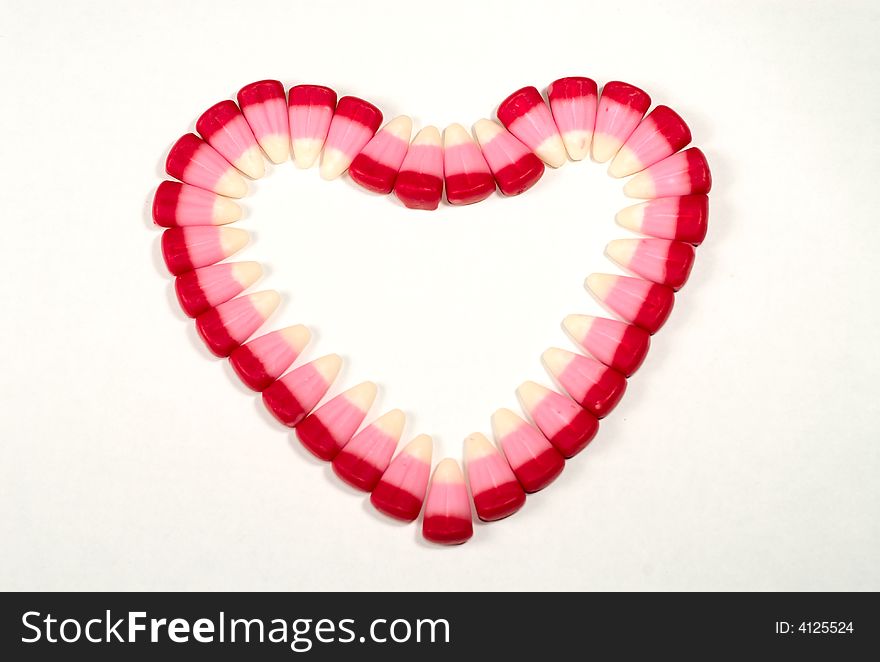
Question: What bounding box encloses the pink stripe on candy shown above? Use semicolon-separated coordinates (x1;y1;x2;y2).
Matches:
261;355;342;428
165;133;246;198
237;80;289;163
592;81;651;163
196;100;264;179
288;84;337;168
195;291;278;358
152;181;240;228
497;86;566;167
229;326;310;392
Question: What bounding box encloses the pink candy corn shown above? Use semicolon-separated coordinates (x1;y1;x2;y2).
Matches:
563;314;650;377
161;226;249;276
262;354;343;427
196;100;265;179
288;84;337;169
174;261;262;318
517;381;598;458
464;432;526;522
332;409;406;491
152;181;242;228
616;195;708;245
348;115;412;194
422;459;473;546
371;434;433;522
237;80;289;164
195;290;280;358
609;105;691;178
442;123;495;206
320;96;383;180
592;81;651;163
473;119;544;196
394;126;443;210
296;382;377;461
497;86;567;168
624;147;712;199
229;325;311;392
546;76;598;161
585;274;675;335
491;408;564;493
606;238;696;290
165;133;248;198
542;347;627;418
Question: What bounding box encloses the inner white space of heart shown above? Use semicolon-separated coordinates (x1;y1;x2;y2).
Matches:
235;161;629;456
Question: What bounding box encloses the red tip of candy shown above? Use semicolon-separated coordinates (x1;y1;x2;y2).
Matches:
496;86;544;126
422;515;473;546
598;81;651;112
444;172;496;206
495;154;544;196
370;484;424;522
295;415;339;461
473;482;526;522
517;448;565;493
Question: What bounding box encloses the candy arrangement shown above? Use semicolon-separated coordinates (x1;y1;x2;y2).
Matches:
151;77;711;546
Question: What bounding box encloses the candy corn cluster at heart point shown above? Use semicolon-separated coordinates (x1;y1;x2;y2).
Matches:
151;75;712;546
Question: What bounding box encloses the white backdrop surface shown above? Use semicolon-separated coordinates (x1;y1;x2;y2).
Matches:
1;0;878;591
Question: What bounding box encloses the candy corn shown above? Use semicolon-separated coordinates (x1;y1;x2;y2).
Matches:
320;96;383;180
165;134;248;198
606;238;696;290
394;126;443;210
174;261;262;318
608;105;691;178
616;195;708;245
348;115;412;194
473;119;544;196
516;381;598;458
237;80;289;164
442;123;495;205
288;84;337;168
546;76;598;161
585;274;675;335
196;100;265;179
152;181;242;228
592;81;651;163
497;86;567;168
332;409;406;491
195;291;279;357
261;354;342;428
623;148;711;199
491;408;563;493
160;226;249;276
464;432;526;522
370;434;433;522
422;459;473;545
541;347;627;418
296;382;377;461
229;325;311;392
562;314;650;377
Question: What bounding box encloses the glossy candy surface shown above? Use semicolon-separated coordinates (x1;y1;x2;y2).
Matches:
229;325;311;392
321;96;383;180
606;238;696;290
585;275;675;335
332;409;406;491
546;76;598;161
517;381;598;458
422;459;473;545
348;115;412;194
288;84;337;168
174;262;262;318
195;291;279;357
152;181;242;228
394;126;443;210
370;434;433;522
161;226;249;276
491;408;564;493
237;80;289;164
624;148;712;199
296;382;377;461
473;119;544;196
562;314;650;377
166;134;248;198
262;354;343;427
609;105;691;178
616;195;709;245
196;100;265;179
497;86;567;168
592;81;651;163
442;123;495;205
464;432;526;521
541;347;627;418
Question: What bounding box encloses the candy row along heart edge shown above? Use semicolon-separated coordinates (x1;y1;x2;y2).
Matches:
150;77;712;545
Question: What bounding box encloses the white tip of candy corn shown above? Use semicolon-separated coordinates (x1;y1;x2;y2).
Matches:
534;135;567;169
541;347;575;376
279;324;312;354
515;381;550;413
622;173;656;199
343;381;378;411
384;115;413;141
443;123;473;148
312;353;343;383
585;274;616;300
402;434;433;463
607;146;640;179
433;458;464;484
231;262;263;289
463;432;497;462
605;239;638;269
250;290;281;319
491;407;525;439
562;314;595;342
412;124;441;146
373;408;406;438
216;169;249;199
591;133;623;164
319;148;350;181
213;196;244;225
260;135;290;165
219;227;251;256
235;146;266;180
615;203;646;233
292;139;324;169
472;118;505;144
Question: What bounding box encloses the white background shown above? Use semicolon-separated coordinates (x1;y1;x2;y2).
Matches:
1;0;878;591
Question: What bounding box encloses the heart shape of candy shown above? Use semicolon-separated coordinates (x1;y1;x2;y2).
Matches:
151;77;711;546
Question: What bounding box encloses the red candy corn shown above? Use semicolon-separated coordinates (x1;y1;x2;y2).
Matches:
592;81;651;163
491;408;564;493
229;325;311;392
195;291;279;357
261;354;342;428
370;434;433;522
585;274;675;335
160;226;249;276
394;126;443;210
174;261;262;318
546;76;598;161
464;432;526;522
442;123;495;205
606;238;696;290
296;382;377;461
237;80;289;164
541;347;627;418
516;381;598;458
422;459;473;546
616;195;709;245
332;409;406;491
288;84;337;169
624;148;712;199
562;314;650;377
320;96;383;180
152;181;242;228
609;105;691;178
497;86;567;168
349;115;412;194
473;119;544;196
196;100;265;179
165;133;248;198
